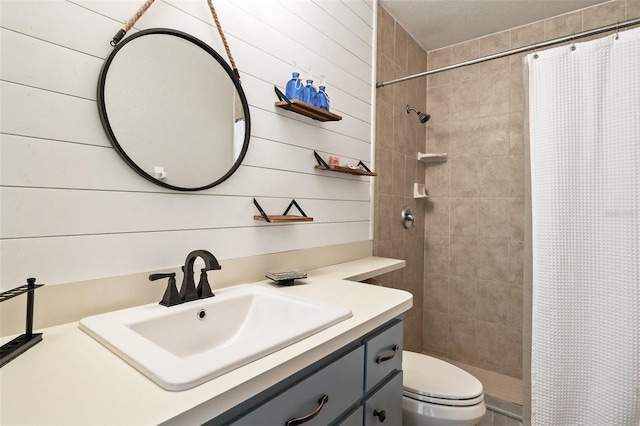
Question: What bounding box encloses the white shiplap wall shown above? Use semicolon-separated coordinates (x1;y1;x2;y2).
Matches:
0;0;375;290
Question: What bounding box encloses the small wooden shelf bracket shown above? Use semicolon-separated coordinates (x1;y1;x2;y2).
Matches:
253;198;314;223
274;87;342;122
313;151;377;176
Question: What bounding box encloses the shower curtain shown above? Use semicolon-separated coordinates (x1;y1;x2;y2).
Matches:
527;27;640;425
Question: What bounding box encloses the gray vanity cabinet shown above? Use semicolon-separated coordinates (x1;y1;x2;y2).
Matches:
363;372;403;425
364;320;403;392
362;320;404;426
219;319;404;426
230;346;364;426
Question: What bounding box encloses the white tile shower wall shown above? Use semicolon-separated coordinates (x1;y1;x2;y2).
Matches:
0;0;375;289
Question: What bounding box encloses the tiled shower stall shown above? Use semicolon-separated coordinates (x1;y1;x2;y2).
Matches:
373;0;640;412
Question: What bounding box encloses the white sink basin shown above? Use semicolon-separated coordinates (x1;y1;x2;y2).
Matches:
79;284;352;391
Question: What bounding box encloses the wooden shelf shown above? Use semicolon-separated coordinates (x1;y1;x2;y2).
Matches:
253;198;313;223
275;99;342;122
314;164;377;176
274;86;341;122
313;151;375;176
253;215;313;223
418;152;448;162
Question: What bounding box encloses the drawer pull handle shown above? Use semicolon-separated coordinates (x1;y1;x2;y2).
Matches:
373;409;386;422
286;394;329;426
375;344;399;364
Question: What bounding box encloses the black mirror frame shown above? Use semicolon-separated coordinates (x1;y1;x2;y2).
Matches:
97;28;251;192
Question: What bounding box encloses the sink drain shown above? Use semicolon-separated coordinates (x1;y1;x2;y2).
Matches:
197;309;206;320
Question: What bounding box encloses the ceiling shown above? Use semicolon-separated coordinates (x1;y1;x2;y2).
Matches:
379;0;610;51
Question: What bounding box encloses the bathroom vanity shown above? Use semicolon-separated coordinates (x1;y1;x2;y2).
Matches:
217;318;403;425
220;319;403;425
0;257;411;425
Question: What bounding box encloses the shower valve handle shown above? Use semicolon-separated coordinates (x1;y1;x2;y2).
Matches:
401;206;415;229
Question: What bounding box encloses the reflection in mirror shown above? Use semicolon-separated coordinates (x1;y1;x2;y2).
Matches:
98;29;250;191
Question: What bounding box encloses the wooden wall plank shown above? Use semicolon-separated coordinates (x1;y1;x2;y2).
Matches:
0;28;102;100
0;0;119;59
1;187;370;238
275;0;372;66
166;0;372;99
343;0;374;27
0;135;372;199
312;0;373;46
228;0;371;83
0;82;110;147
1;222;371;285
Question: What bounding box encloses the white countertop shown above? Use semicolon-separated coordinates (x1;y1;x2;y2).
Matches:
0;256;410;425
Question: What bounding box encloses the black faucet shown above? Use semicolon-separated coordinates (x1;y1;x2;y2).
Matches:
180;249;221;302
149;249;221;307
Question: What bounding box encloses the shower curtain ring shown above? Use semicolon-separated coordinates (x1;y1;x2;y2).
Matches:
571;34;576;51
533;45;539;59
615;21;620;40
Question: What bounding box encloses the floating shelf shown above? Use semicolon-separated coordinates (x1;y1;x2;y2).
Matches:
418;152;448;163
314;164;377;176
253;214;313;223
313;151;376;176
253;198;313;223
274;87;342;122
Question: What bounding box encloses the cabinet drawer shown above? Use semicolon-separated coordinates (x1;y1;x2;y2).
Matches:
364;371;403;426
364;320;403;392
336;406;363;426
231;346;364;426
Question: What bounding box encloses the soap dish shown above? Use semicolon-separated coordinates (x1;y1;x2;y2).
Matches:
266;270;307;286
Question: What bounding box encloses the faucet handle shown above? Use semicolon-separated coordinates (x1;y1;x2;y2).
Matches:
149;273;182;307
197;269;215;299
179;266;198;303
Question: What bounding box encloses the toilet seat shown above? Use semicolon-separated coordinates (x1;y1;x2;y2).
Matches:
403;389;484;407
402;351;484;408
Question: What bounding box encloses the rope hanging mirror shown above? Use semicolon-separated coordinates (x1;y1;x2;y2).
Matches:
110;0;239;80
98;0;250;191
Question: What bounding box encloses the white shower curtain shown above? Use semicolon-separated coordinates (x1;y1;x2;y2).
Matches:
527;27;640;425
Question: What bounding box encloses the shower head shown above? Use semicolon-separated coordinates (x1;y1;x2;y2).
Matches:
406;105;430;124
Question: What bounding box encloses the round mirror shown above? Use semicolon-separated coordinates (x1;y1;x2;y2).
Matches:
97;28;250;191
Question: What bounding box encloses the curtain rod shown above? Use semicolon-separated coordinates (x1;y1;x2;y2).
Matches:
376;16;640;88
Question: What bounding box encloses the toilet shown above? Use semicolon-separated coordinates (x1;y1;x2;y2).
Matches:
402;351;486;426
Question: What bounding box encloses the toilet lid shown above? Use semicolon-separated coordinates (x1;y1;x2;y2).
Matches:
402;351;483;405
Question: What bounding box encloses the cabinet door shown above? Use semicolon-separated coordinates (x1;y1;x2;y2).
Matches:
364;320;403;392
231;346;364;426
363;372;403;426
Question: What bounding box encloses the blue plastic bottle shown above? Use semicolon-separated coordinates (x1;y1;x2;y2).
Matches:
285;72;303;100
302;79;317;105
316;86;330;110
